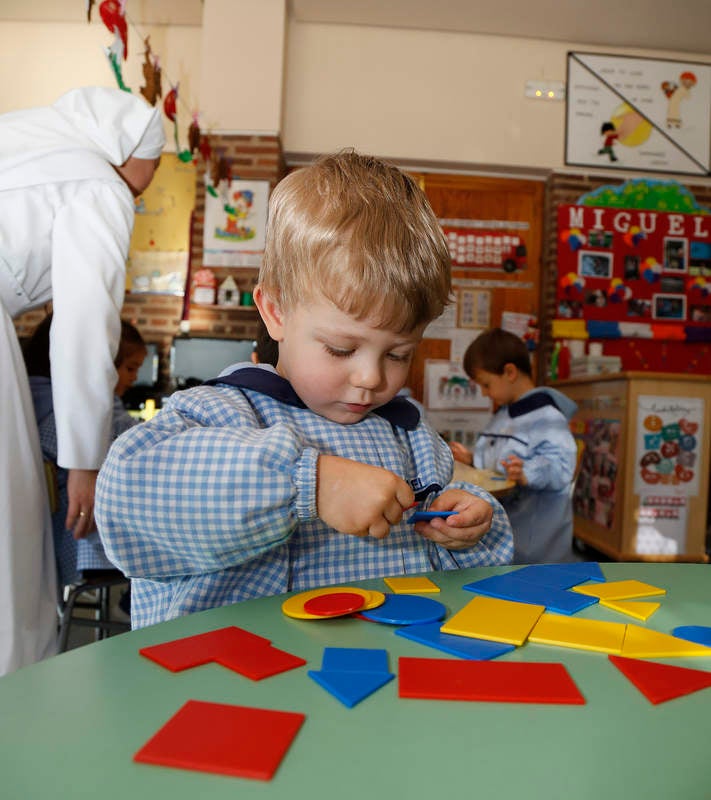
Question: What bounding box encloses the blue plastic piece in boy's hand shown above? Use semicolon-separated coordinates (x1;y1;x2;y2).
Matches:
408;510;456;523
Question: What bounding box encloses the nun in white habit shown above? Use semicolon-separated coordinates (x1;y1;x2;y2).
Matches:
0;86;165;675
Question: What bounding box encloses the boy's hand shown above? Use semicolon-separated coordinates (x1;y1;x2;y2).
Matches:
413;489;493;550
317;455;415;540
448;441;473;466
501;455;527;486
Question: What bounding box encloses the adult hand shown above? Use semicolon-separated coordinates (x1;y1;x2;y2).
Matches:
413;488;493;550
317;455;414;540
66;469;99;539
448;441;473;465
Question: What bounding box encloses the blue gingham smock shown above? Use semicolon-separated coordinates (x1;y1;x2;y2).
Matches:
95;364;513;628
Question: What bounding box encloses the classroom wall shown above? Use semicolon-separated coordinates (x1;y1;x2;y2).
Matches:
282;20;711;173
3;14;710;174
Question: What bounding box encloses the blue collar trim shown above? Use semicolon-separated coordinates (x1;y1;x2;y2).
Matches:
205;367;421;430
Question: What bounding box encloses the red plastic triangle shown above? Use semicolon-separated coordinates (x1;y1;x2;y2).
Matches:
609;654;711;704
398;657;585;704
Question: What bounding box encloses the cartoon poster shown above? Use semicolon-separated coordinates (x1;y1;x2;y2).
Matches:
203;179;269;266
634;395;703;495
565;52;711;175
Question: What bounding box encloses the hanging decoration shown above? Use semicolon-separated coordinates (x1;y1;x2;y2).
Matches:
163;84;193;163
99;0;128;59
87;1;206;164
139;36;162;106
104;30;131;93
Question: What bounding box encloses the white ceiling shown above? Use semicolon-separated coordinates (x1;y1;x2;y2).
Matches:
3;0;711;56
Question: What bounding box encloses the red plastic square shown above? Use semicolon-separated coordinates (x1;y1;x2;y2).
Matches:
134;700;306;781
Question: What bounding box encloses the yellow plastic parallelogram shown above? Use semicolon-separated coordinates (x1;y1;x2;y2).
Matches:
572;579;666;601
384;576;440;594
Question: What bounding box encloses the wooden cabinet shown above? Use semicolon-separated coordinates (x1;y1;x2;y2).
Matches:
554;372;710;562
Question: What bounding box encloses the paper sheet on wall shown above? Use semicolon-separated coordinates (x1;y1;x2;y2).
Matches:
634;493;688;555
635;395;703;495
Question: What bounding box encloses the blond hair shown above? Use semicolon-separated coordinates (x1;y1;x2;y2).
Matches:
259;150;451;331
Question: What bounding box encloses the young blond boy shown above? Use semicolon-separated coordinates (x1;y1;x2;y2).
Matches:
449;328;578;564
95;151;512;628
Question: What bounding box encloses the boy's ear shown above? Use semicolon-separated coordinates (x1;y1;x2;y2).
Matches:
503;362;518;381
253;286;285;341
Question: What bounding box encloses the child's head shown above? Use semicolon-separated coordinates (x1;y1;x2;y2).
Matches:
600;122;616;135
462;328;533;406
258;149;451;332
114;321;147;397
255;150;452;425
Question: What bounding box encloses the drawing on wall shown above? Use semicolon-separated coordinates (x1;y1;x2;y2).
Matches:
203;179;269;266
565;52;711;175
423;360;491;412
127;154;196;294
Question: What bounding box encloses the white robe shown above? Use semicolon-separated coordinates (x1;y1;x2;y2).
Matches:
0;87;163;675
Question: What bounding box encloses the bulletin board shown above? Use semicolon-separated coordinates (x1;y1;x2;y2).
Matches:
127;154;196;295
555;179;711;372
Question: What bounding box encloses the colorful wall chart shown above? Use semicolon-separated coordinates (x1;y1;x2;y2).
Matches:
565;52;711;176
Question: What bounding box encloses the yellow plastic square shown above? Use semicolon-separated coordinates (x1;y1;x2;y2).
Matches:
440;595;544;646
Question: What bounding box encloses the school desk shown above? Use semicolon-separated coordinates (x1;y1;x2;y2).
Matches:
452;462;516;496
0;562;709;800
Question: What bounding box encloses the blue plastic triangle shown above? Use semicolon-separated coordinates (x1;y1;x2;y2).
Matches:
395;622;515;660
308;669;395;708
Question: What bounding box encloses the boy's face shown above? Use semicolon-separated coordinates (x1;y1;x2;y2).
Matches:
115;347;147;397
273;295;423;424
472;367;517;407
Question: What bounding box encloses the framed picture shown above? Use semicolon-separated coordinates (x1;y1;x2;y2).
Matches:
565;51;711;176
653;293;687;320
579;250;613;279
663;237;688;272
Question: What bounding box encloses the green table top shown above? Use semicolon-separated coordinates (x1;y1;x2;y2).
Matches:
2;563;710;800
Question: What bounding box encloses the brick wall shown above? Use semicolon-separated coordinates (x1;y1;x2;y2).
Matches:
13;133;287;390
